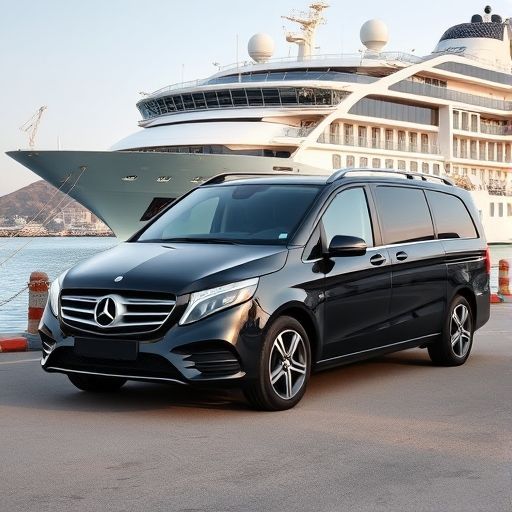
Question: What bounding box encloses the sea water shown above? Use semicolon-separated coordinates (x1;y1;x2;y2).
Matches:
0;237;118;331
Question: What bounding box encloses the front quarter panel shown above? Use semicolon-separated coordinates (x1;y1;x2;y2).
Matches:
255;248;325;361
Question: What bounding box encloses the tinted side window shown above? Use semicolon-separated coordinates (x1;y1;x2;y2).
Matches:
322;188;374;247
375;186;434;244
426;191;478;239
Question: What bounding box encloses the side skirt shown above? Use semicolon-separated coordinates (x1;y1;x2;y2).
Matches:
313;333;440;371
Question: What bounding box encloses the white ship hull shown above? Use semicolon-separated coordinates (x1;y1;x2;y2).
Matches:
7;149;511;243
6;150;321;240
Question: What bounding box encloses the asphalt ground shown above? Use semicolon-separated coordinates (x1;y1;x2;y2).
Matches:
0;305;510;512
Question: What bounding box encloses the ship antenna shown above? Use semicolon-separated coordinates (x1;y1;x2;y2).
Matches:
281;2;329;61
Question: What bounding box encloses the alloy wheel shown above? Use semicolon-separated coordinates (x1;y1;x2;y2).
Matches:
450;304;472;358
268;329;307;400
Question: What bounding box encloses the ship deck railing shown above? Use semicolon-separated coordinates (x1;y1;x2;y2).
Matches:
318;134;441;155
147;51;422;98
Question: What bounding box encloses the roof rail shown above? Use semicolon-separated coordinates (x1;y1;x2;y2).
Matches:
200;172;296;186
326;168;454;186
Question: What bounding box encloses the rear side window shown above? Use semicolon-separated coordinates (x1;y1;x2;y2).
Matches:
426;191;478;239
375;186;434;245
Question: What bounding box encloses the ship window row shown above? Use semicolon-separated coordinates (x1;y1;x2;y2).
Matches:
489;202;512;217
138;87;349;119
453;110;512;135
320;123;439;154
434;62;512;86
124;145;291;158
409;75;447;88
453;137;512;163
390;80;512;111
206;70;378;86
332;155;511;197
348;97;439;125
446;166;511;195
332;154;441;175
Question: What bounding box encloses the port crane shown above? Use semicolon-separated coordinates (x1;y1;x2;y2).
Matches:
19;105;47;150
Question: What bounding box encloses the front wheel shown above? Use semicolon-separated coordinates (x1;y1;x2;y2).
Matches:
244;316;311;411
68;373;127;392
428;295;474;366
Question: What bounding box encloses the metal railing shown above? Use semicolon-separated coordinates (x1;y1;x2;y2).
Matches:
146;51;421;98
318;134;440;155
216;51;423;73
480;124;512;136
284;124;320;138
390;80;512;111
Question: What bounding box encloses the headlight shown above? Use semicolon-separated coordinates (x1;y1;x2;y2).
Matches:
49;270;68;317
179;277;259;325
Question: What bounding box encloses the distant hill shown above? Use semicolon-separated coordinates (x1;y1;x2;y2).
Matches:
0;180;108;230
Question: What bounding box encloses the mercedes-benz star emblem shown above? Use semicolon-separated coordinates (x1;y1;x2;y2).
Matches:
94;296;118;327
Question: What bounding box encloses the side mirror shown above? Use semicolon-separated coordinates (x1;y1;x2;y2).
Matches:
327;235;367;257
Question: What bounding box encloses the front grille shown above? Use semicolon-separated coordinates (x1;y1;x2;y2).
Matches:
60;290;176;336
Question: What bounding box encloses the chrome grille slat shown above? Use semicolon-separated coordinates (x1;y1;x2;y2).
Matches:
62;306;95;314
122;300;176;306
123;312;170;317
61;297;97;303
60;290;176;335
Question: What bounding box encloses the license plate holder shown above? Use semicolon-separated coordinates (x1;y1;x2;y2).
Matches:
74;338;138;361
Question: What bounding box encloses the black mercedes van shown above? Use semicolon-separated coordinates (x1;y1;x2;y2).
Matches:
40;169;491;410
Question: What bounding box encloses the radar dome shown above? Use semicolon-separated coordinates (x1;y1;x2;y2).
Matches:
360;19;389;52
248;33;275;63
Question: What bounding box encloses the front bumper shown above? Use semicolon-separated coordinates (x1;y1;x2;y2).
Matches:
39;298;269;387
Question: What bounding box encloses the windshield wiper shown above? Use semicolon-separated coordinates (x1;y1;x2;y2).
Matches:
160;237;239;245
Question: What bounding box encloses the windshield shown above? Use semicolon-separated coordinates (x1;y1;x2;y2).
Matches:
137;184;321;245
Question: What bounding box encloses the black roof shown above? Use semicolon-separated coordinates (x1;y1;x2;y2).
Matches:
440;22;504;42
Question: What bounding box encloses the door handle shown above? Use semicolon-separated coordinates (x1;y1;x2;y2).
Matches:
370;254;386;266
396;251;408;262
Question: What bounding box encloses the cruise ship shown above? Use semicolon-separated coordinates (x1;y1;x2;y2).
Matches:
7;3;512;242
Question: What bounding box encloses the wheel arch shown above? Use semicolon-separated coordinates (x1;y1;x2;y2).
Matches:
266;302;321;364
451;286;477;321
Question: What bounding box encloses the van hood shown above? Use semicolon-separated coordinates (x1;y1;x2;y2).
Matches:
63;242;288;295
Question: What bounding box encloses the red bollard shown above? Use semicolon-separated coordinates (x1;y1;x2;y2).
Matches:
27;271;49;334
498;260;510;296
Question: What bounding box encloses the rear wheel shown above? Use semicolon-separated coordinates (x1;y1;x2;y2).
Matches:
244;316;311;411
428;295;474;366
68;373;127;392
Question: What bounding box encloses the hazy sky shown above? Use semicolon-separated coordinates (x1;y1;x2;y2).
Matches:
1;0;511;196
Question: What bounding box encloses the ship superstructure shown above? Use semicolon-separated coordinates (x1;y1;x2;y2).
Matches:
7;3;512;242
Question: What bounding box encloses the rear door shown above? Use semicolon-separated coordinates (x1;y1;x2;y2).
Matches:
372;185;447;344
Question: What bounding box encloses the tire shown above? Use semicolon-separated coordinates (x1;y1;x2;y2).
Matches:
68;373;127;392
244;316;311;411
428;295;474;366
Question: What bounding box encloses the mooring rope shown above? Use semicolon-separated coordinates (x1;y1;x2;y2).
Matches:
0;166;87;269
0;172;74;247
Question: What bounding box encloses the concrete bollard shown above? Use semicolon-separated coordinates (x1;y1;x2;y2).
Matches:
498;259;511;303
27;271;49;334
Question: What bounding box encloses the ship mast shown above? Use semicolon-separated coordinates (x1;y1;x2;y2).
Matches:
282;2;329;61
